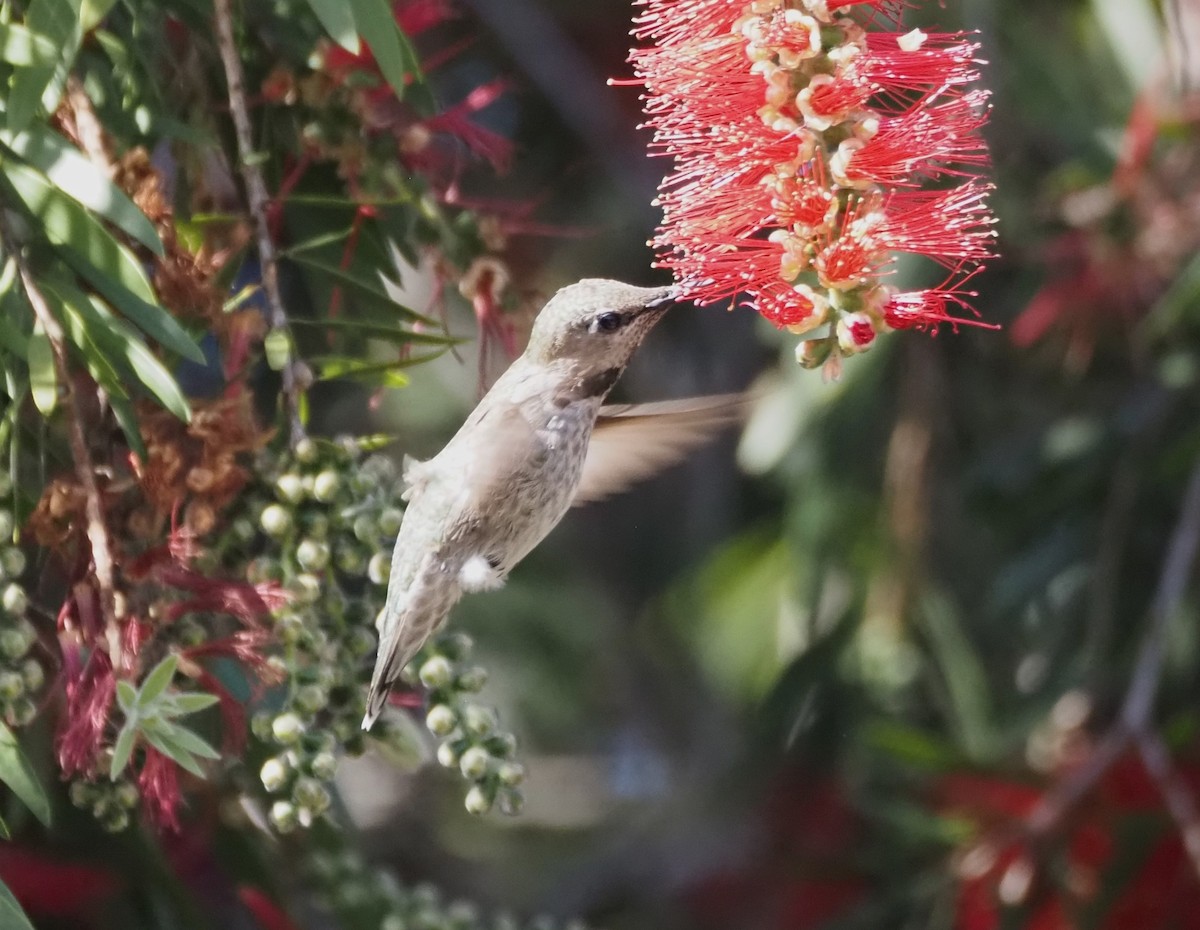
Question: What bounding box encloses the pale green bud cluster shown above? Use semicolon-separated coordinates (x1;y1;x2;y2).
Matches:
0;483;42;730
412;633;525;816
69;775;140;833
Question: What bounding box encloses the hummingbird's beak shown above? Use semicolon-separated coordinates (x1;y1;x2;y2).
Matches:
641;287;678;315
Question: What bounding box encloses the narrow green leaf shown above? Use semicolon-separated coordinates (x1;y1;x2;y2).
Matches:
0;23;57;68
347;0;421;100
0;311;29;356
3;160;159;304
289;253;437;325
109;724;135;779
161;692;220;715
26;325;56;415
292;317;462;346
314;352;445;385
0;812;9;839
279;226;355;257
154;721;219;760
8;0;83;132
108;392;147;459
306;0;359;53
0;722;51;826
139;727;205;777
137;653;178;708
115;680;137;711
0;877;37;930
75;296;191;421
0;122;164;254
79;0;119;32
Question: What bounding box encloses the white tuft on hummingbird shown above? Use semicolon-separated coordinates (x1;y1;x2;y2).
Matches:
362;278;743;729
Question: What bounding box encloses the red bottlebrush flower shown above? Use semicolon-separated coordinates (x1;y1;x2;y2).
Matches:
0;847;120;921
139;747;183;831
239;886;304;930
628;0;998;371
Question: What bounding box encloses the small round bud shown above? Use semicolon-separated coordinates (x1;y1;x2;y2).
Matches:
0;671;24;700
0;511;14;541
230;517;257;543
425;704;457;736
446;901;480;929
455;666;487;692
293;777;331;814
346;626;376;658
247;557;284;584
440;632;474;661
497;761;526;787
0;472;11;498
353;515;379;543
291;574;322;605
272;713;304;745
69;781;93;807
436;741;461;769
378;508;404;537
101;807;131;833
260;504;293;537
334;544;367;576
296;539;330;572
275;472;306;504
367;552;390;586
312;471;341;502
458;746;491;780
269;800;299;833
250;712;274;741
418;656;454;690
498;787;524;816
20;658;44;692
464;784;494;815
260;756;291;792
114;782;140;809
5;697;35;726
0;621;33;660
486;732;518;758
2;583;28;616
310;751;338;781
294;438;319;463
1;547;25;579
294;684;327;714
461;704;497;739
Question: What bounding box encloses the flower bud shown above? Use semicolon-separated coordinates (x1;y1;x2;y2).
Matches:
5;697;35;726
0;510;13;541
486;732;518;758
497;761;526;787
294;684;327;714
114;782;140;809
269;800;299;833
260;756;291;792
312;470;341;502
353;515;379;543
293;777;331;814
419;656;454;689
296;538;331;573
272;712;304;745
310;751;338;781
0;671;24;699
455;666;487;692
367;552;390;586
425;704;457;736
291;574;322;605
20;658;44;692
260;504;293;537
378;508;404;537
463;784;494;815
458;746;491;780
436;741;461;769
835;311;877;354
462;704;497;738
0;547;22;580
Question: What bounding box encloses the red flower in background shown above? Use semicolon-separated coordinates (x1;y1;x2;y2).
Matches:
628;0;997;371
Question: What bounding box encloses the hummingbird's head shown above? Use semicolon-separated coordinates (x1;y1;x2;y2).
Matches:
525;279;676;371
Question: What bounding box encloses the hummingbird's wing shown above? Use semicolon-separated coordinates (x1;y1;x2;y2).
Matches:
573;394;748;504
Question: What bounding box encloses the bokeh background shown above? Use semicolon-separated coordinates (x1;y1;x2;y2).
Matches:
5;0;1200;928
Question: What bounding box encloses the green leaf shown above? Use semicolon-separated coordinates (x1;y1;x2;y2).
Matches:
347;0;421;101
0;722;51;826
108;392;146;459
79;0;119;32
161;692;220;715
291;317;462;346
2;160;163;307
139;726;205;777
0;122;164;255
109;724;135;779
0;877;36;930
306;0;360;53
152;721;219;760
8;0;83;133
26;324;56;415
289;253;438;325
137;653;178;708
74;296;191;421
0;311;30;358
0;23;57;67
0;812;9;839
314;352;447;385
115;680;137;711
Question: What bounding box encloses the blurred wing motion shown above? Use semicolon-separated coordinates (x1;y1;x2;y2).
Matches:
573;394;749;504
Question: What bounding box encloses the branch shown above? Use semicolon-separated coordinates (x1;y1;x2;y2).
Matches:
0;213;121;665
212;0;305;445
1137;730;1200;879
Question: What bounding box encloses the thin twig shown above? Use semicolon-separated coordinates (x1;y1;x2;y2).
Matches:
64;74;116;175
212;0;305;445
1137;730;1200;879
1027;458;1200;839
0;214;122;664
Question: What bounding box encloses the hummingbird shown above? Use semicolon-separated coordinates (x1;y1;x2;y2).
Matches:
362;278;743;729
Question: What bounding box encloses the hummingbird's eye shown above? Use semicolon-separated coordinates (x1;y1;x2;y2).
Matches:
591;311;623;334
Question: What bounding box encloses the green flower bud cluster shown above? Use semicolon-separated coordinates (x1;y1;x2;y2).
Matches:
411;633;525;816
68;776;140;833
228;437;406;826
306;844;587;930
0;490;42;730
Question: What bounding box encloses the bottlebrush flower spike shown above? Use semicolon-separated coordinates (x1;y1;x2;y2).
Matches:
627;0;998;369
